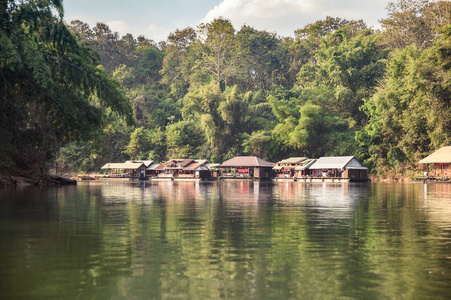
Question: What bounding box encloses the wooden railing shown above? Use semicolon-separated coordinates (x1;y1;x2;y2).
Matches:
158;174;173;178
176;174;195;178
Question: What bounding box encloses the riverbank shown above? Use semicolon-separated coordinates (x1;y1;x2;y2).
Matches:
0;169;431;186
0;170;76;186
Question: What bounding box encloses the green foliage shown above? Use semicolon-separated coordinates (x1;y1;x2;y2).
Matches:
126;127;166;161
237;26;291;90
165;120;204;158
379;0;451;50
357;24;451;175
133;46;164;85
13;2;450;179
297;29;389;124
57;111;131;173
269;85;355;158
192;18;245;88
0;0;133;175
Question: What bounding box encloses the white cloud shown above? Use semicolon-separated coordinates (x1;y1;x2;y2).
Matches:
145;23;174;43
204;0;314;21
201;0;388;37
106;20;134;36
103;20;172;42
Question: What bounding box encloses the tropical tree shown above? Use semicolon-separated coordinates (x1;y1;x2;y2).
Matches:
236;26;289;91
165;120;204;158
269;85;354;158
191;18;245;89
379;0;450;50
160;27;196;100
297;29;388;125
0;0;133;176
357;24;451;175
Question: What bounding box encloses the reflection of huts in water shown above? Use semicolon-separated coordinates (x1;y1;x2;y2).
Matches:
101;162;147;178
154;159;212;180
219;181;270;203
419;146;451;180
308;156;368;181
219;156;275;179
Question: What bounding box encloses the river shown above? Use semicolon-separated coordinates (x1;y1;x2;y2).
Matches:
1;181;451;299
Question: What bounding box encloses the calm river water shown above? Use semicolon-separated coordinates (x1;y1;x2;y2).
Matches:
1;181;451;299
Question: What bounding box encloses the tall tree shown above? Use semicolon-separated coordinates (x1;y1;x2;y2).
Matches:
297;29;388;125
379;0;451;50
269;85;353;158
192;18;245;88
160;27;196;100
0;0;133;176
237;26;289;91
357;24;451;175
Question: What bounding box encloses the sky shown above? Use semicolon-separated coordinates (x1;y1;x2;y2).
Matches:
63;0;393;42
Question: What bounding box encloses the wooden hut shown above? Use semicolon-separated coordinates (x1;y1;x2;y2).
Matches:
207;163;220;178
146;162;160;178
294;158;317;178
419;146;451;178
125;160;154;168
101;162;147;178
155;159;211;180
273;157;307;179
182;160;211;179
219;156;275;179
309;156;368;181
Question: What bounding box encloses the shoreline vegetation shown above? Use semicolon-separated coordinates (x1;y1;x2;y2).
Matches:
2;0;451;186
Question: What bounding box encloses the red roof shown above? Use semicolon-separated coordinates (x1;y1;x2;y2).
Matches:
184;162;201;170
220;156;275;168
154;164;166;170
155;159;204;170
179;159;194;167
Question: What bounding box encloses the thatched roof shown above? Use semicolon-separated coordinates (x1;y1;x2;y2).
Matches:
277;157;307;164
419;146;451;164
220;156;275;168
309;156;367;170
125;160;154;167
294;159;317;171
101;162;145;170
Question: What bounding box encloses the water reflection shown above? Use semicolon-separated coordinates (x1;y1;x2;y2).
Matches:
1;181;451;299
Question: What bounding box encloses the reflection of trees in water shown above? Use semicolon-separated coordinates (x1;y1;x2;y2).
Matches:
95;181;451;298
0;184;134;298
3;182;451;298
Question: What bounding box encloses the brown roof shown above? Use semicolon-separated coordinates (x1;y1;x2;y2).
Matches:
179;159;194;167
154;159;207;170
184;160;210;170
154;164;166;170
220;156;275;168
184;163;201;170
154;159;176;170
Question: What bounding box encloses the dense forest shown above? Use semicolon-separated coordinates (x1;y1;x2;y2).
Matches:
1;0;451;182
